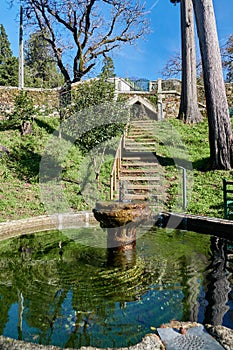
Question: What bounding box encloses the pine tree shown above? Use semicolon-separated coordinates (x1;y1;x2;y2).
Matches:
100;56;116;79
24;29;64;88
0;24;18;86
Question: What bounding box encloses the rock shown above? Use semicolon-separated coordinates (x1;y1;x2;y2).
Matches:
205;324;233;350
0;145;10;155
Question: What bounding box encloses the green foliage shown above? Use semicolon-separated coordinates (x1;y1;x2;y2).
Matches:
99;56;116;79
0;24;18;86
66;78;127;154
0;105;232;221
5;91;36;130
72;78;115;110
147;94;158;106
160;118;228;217
24;29;64;88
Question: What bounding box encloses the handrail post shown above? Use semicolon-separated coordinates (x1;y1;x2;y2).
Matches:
223;178;227;219
110;174;113;200
177;166;187;211
157;78;163;120
109;133;125;200
114;167;116;191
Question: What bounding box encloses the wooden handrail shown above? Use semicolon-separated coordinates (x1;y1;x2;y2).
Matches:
110;133;125;199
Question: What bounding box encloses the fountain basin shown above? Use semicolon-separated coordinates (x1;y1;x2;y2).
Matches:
93;201;151;227
93;201;152;250
0;212;232;349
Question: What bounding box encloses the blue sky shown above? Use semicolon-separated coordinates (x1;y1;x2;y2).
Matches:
1;0;233;80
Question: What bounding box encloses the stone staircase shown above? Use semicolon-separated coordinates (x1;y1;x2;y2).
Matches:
113;120;166;208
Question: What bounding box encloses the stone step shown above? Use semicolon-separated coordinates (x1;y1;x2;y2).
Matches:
122;162;158;167
122;156;157;162
119;176;160;181
120;169;158;174
131;119;154;124
127;132;155;137
126;132;155;139
130;123;155;127
120;194;160;200
130;121;154;124
125;141;156;145
124;147;156;151
123;150;156;156
128;128;154;132
124;184;158;190
126;137;157;141
124;148;156;153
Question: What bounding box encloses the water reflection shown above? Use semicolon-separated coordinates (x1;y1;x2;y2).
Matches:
203;237;231;326
0;228;231;348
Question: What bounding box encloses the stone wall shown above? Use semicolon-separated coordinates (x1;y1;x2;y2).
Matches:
161;92;180;118
0;86;60;118
161;83;233;118
226;83;233;107
0;81;232;120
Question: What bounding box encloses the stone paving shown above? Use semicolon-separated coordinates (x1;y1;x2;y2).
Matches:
158;325;225;350
0;323;232;350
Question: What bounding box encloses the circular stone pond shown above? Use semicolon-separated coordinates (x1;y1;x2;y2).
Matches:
0;217;232;349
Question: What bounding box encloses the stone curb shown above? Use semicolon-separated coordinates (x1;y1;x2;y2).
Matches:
0;212;97;241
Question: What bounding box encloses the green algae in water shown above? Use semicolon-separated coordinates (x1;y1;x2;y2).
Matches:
0;226;232;348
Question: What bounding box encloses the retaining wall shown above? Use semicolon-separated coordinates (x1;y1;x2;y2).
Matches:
0;82;232;119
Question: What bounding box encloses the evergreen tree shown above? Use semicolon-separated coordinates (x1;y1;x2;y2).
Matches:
24;30;64;88
192;0;233;169
170;0;202;123
0;24;18;86
100;56;116;79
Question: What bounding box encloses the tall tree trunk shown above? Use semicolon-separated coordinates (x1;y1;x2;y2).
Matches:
179;0;203;123
192;0;233;169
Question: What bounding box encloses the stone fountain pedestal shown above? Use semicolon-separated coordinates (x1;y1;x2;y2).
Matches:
93;201;151;267
93;200;151;247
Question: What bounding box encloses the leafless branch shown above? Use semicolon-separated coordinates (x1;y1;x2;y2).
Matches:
17;0;149;83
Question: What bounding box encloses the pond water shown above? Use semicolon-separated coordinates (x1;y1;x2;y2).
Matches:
0;225;232;348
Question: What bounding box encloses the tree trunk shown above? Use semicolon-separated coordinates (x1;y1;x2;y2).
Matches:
58;83;72;138
192;0;233;169
179;0;203;123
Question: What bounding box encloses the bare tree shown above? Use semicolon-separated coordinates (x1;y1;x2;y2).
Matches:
222;34;233;83
17;0;149;84
170;0;202;123
160;51;182;78
192;0;233;169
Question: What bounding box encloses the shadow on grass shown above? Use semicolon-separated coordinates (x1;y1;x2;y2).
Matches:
156;154;193;169
0;116;59;133
9;145;67;184
0;120;20;132
156;154;212;172
9;146;41;183
192;157;211;171
34;118;58;135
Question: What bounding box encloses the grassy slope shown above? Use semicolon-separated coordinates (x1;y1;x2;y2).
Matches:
169;118;233;217
0;115;232;222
